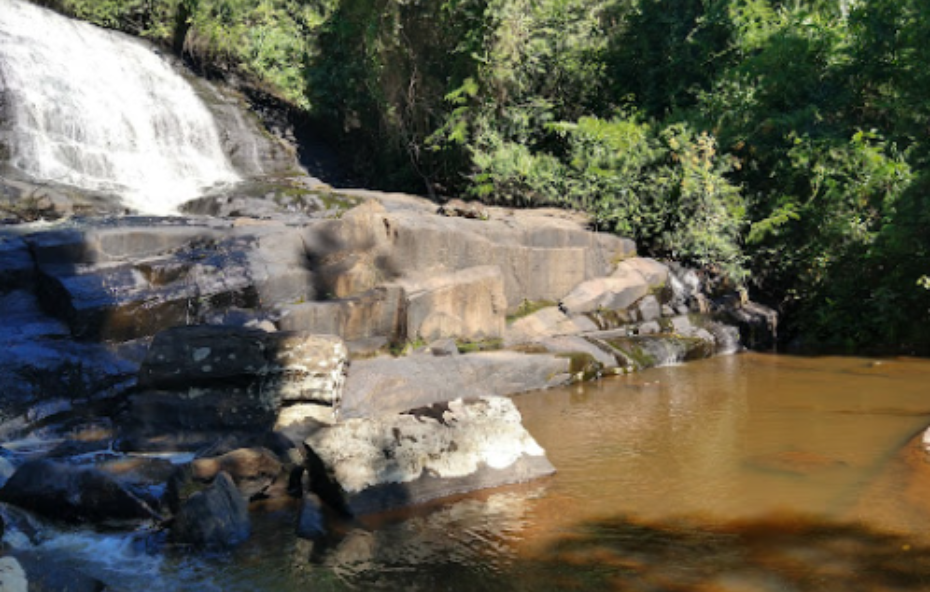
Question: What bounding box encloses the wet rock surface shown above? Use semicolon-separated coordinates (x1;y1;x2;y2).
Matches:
0;186;765;569
170;472;250;549
0;459;159;525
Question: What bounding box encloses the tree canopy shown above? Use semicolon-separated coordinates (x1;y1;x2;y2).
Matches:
38;0;930;352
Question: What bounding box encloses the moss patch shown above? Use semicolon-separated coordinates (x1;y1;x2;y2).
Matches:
556;351;603;382
456;338;504;354
506;299;557;323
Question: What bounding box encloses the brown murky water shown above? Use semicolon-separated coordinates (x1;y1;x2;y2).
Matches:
46;353;930;591
506;353;930;591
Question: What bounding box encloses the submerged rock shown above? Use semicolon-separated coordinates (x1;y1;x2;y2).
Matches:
3;550;110;592
296;493;327;539
183;447;284;503
170;472;250;549
303;396;555;516
0;459;158;525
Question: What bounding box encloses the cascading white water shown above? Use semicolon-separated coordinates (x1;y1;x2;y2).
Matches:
0;0;240;215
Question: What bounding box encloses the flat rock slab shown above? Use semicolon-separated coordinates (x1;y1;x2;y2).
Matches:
560;275;650;315
340;351;571;418
0;459;159;525
504;306;598;346
588;331;717;371
139;325;347;406
304;397;555;516
614;257;669;288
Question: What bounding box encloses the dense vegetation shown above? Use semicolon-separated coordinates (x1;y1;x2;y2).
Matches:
37;0;930;352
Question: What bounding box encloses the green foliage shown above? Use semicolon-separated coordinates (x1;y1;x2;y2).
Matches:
44;0;930;350
50;0;332;107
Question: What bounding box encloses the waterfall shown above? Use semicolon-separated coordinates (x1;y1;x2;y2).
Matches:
0;0;240;215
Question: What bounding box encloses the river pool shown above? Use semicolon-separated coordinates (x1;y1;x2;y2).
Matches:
33;353;930;591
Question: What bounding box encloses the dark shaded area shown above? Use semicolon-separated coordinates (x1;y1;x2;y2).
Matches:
505;515;930;592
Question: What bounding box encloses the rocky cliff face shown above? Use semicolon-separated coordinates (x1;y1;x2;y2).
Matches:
0;0;776;565
0;188;776;553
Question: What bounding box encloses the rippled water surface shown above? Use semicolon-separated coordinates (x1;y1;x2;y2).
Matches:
41;353;930;590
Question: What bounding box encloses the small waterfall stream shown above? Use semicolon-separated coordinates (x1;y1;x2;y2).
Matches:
0;0;240;214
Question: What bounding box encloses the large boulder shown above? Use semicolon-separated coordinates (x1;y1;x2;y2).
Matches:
0;459;158;525
170;472;250;549
399;265;507;342
614;257;669;288
181;447;284;503
340;351;571;418
722;301;778;350
0;235;34;294
276;285;406;348
305;197;635;311
560;274;650;315
126;326;347;444
304;397;555;516
23;219;322;342
139;325;347;405
2;551;110;592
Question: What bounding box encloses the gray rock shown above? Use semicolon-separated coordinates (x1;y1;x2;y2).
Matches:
0;457;15;488
0;459;158;525
0;556;26;592
126;386;280;438
139;325;347;406
637;295;662;323
722;301;778;350
0;236;34;294
190;447;284;500
309;198;635;311
670;315;694;335
304;397;555;515
504;306;599;346
400;265;507;342
5;550;109;592
340;351;571;418
638;321;661;335
615;257;669;288
276;285;406;346
588;332;716;371
171;472;250;549
31;225;258;341
428;338;460;357
560;275;650;315
538;335;619;369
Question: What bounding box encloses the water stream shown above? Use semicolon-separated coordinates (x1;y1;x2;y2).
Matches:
16;353;930;590
0;0;240;214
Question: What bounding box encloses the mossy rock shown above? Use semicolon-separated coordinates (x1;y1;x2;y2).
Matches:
556;351;603;382
456;338;504;354
506;299;557;323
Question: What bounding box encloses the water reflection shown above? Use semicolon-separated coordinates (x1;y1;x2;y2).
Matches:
65;353;930;590
517;514;930;592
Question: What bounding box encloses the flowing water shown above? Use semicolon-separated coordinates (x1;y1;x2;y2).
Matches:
0;0;239;214
19;353;930;591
